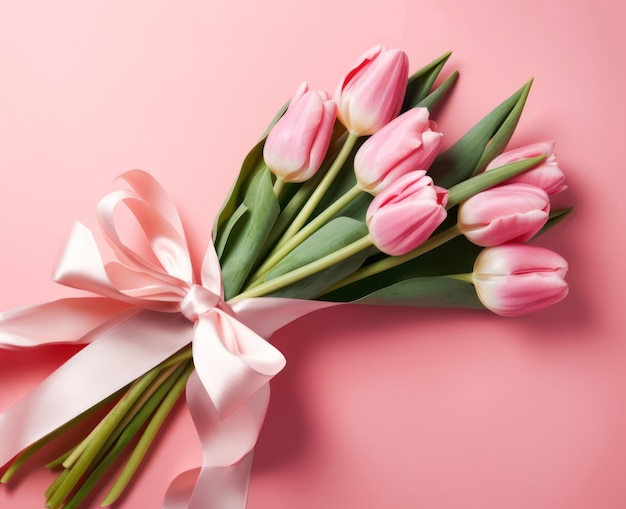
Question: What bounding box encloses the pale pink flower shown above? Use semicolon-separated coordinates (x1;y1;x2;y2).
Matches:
263;82;336;183
335;45;409;136
472;243;569;316
458;183;550;246
367;171;448;256
354;108;443;195
485;141;566;195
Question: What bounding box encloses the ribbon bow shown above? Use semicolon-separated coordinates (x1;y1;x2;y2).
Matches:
0;170;336;508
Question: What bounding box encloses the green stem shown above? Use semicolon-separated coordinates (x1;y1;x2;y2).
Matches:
254;132;348;264
47;350;190;473
45;468;70;501
0;391;122;484
101;361;194;507
321;225;462;295
61;415;109;470
59;361;192;509
442;273;474;283
273;132;359;250
273;177;285;197
248;184;363;285
45;368;162;509
233;234;373;301
45;449;74;470
159;347;193;369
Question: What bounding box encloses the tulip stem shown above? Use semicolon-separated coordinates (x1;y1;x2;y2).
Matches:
272;132;359;250
321;225;462;295
45;368;163;509
442;273;474;283
100;360;194;507
232;234;373;301
273;177;285;198
247;184;363;285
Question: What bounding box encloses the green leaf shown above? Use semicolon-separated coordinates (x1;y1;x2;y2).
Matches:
213;139;266;243
416;70;459;111
428;80;532;189
355;276;484;309
214;203;247;258
259;100;289;140
534;207;574;238
402;51;453;111
446;155;546;207
321;234;481;302
220;167;280;300
215;97;298;248
264;217;371;299
256;126;352;262
473;79;532;175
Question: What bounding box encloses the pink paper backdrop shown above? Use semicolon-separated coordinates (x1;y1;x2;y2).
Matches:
1;1;624;508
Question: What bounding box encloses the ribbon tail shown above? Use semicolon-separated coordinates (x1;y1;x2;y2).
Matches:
164;372;269;509
0;297;134;348
192;310;285;417
231;297;341;339
0;310;192;467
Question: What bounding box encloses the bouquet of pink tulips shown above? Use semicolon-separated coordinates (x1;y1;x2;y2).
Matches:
0;45;570;508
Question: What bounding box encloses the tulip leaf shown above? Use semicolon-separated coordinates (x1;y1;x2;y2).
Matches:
473;79;532;175
428;80;532;189
264;217;372;299
320;234;481;302
259;128;350;258
534;207;574;238
416;70;459;112
402;51;453;111
213;138;267;243
219;166;279;300
354;276;484;310
446;155;546;207
259;100;289;140
214;203;247;258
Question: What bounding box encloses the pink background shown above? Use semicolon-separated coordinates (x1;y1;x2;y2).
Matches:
1;1;624;508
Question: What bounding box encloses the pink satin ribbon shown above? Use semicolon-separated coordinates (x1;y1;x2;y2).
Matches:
0;170;337;508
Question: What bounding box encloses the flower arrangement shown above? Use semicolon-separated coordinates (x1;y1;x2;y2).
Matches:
0;45;571;508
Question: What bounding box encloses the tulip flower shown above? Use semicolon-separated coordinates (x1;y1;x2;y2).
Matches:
485;141;566;195
335;44;409;136
367;171;448;256
263;82;336;183
354;107;443;195
458;183;550;246
472;243;568;316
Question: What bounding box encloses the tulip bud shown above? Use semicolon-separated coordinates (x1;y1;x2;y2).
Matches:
335;45;409;136
472;243;568;316
263;82;337;183
353;108;443;195
485;141;566;195
367;171;448;256
457;183;550;247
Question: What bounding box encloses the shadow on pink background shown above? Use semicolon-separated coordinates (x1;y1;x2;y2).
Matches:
1;1;625;508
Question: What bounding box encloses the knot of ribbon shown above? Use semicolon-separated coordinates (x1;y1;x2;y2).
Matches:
180;284;224;322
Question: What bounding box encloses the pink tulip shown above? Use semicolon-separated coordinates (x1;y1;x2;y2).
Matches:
485;141;566;195
472;243;568;316
263;82;336;183
353;108;443;195
367;171;448;256
458;183;550;246
335;45;409;136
